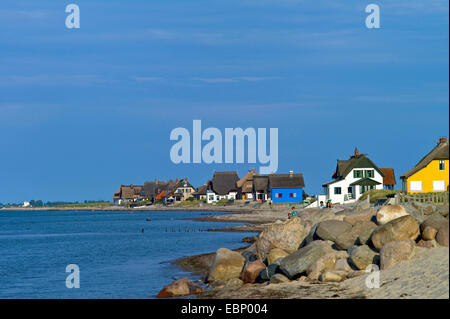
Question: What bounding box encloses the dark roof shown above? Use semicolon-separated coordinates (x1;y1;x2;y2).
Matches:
143;179;174;197
193;184;208;196
380;168;396;185
332;153;384;179
269;173;305;188
115;185;144;200
253;176;269;192
174;177;195;190
322;178;344;187
401;138;449;179
209;171;239;195
237;169;261;193
350;178;381;186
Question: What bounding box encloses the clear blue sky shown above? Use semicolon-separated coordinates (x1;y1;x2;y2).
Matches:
0;0;448;203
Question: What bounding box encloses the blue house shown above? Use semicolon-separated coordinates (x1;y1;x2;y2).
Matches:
269;171;305;203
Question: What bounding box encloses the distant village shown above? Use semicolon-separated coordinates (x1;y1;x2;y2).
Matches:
112;138;449;207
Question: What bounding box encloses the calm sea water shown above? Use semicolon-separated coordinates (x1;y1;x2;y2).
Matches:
0;210;254;299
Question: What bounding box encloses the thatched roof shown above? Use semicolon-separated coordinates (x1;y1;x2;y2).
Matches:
253;176;269;192
401;138;449;179
209;171;239;195
193;184;208;196
380;168;396;186
269;173;305;189
113;185;144;200
332;153;384;179
237;169;260;193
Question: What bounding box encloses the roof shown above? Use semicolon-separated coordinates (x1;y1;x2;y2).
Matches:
401;138;449;179
253;176;269;192
269;173;305;189
116;185;144;200
174;177;195;190
209;171;239;195
237;169;261;193
332;154;384;179
322;178;343;187
350;178;381;186
193;184;208;196
380;168;396;185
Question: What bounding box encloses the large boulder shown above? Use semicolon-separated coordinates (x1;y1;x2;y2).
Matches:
421;213;447;233
256;263;279;283
416;239;435;249
255;217;307;260
422;226;438;241
240;260;266;284
267;248;289;265
279;241;334;279
349;245;379;270
316;220;352;242
269;274;290;284
157;278;202;298
376;205;409;225
344;209;375;225
320;270;348;282
371;215;420;250
436;221;449;247
380;239;415;270
306;252;337;280
208;248;245;283
334;221;377;250
334;258;352;272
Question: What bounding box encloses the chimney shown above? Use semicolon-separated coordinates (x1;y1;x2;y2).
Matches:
439;137;448;144
354;147;359;157
289;170;293;177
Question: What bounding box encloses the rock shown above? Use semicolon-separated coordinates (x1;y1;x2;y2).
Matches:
240;260;266;284
422;226;438;241
347;270;366;278
349;245;379;270
344;209;375;225
416;239;435;249
316;220;353;242
306;253;337;280
380;239;415;270
257;263;279;282
267;248;289;265
335;221;377;250
299;223;320;248
241;251;258;264
421;213;447;233
255;217;307;261
224;278;244;288
208;248;245;283
157;278;202;298
356;201;371;212
436;221;449;247
320;270;347;282
423;205;434;216
376;205;409;225
371;215;420;250
269;274;290;284
334;258;352;272
279;241;334;279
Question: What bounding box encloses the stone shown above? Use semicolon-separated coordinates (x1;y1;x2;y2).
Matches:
416;239;435;249
241;251;258;263
371;215;420;250
349;245;379;270
380;239;415;270
208;248;245;283
422;226;438;241
157;277;202;298
316;220;353;242
320;270;347;282
335;221;377;250
356;201;371;212
420;213;447;233
279;241;334;279
255;217;307;261
344;209;375;225
347;270;366;279
334;258;352;272
306;253;337;280
269;274;290;284
240;260;266;284
267;248;289;265
299;223;320;248
436;221;449;247
256;263;279;282
376;205;409;225
224;278;244;288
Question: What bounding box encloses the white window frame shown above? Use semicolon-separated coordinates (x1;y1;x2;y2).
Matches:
439;160;445;171
410;181;423;192
433;180;445;191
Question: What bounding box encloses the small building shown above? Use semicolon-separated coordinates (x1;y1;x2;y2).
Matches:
23;201;31;207
380;168;396;190
269;171;305;204
400;137;449;193
322;148;385;204
173;177;196;201
112;184;144;204
253;176;269;201
206;171;239;204
236;169;261;200
193;184;208;201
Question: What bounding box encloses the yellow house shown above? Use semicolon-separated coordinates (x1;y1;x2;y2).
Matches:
401;137;449;193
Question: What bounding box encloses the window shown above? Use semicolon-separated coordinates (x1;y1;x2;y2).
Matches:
433;181;445;191
354;170;362;178
334;187;342;195
410;181;422;192
439;160;445;171
289;193;297;198
365;170;374;178
347;187;353;194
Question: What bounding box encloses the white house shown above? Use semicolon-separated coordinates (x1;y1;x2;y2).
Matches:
205;171;239;204
321;148;389;204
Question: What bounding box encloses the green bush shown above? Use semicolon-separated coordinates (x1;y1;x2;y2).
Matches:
358;189;401;203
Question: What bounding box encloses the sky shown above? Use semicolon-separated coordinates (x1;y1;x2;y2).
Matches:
0;0;448;203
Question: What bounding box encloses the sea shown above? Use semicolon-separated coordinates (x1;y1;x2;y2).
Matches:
0;209;255;299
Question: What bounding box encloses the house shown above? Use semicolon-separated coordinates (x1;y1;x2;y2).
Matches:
252;176;269;201
269;171;305;204
206;171;240;204
236;168;261;200
112;184;144;204
193;184;208;201
380;168;396;190
143;179;177;202
400;137;449;193
322;148;386;204
173;177;196;200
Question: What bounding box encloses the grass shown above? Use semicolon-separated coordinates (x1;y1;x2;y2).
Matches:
358;189;401;203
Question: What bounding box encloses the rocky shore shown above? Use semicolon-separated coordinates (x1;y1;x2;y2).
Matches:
161;201;449;299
